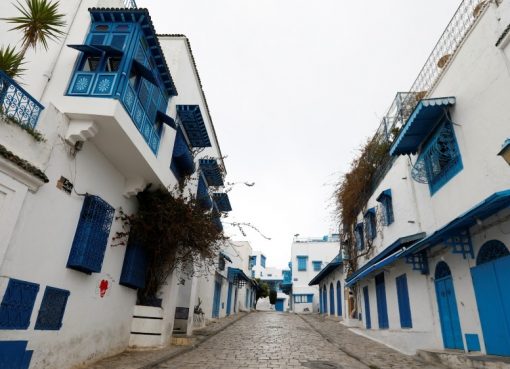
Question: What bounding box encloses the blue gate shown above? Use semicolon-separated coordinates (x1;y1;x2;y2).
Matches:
226;283;233;316
212;279;221;318
329;283;335;315
336;281;342;316
471;240;510;356
435;261;463;350
275;299;284;312
375;273;389;329
363;286;371;329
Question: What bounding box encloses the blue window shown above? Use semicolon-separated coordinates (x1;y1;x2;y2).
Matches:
249;255;257;269
66;10;177;155
364;208;377;240
119;238;147;290
67;195;115;274
377;189;394;226
355;223;364;251
283;270;292;283
417;120;463;195
297;256;308;271
294;294;313;303
312;261;322;271
35;287;70;330
0;279;39;330
261;255;266;268
396;274;412;328
170;127;195;181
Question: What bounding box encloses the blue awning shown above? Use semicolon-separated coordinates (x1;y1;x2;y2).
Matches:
91;44;123;56
309;255;342;286
213;193;232;212
68;44;103;55
346;249;407;287
228;267;250;286
199;159;224;186
390;97;456;156
197;175;212;209
345;232;426;287
403;190;510;257
176;105;211;148
376;189;392;202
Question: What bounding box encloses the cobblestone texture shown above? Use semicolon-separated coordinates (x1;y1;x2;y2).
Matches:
300;314;446;369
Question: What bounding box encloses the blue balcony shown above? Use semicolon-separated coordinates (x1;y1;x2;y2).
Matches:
0;70;44;129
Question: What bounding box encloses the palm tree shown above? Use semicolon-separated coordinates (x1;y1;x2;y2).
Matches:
2;0;66;58
0;45;25;78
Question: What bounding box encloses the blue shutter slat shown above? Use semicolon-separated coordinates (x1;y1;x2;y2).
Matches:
0;279;39;330
119;238;147;289
67;195;115;273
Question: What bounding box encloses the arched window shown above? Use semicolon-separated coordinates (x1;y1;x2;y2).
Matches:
476;240;509;266
435;261;452;280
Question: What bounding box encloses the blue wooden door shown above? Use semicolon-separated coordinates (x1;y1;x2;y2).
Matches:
336;281;342;316
363;286;371;329
226;283;233;316
471;242;510;356
212;280;221;318
375;273;389;329
435;262;463;350
329;283;335;315
275;299;284;312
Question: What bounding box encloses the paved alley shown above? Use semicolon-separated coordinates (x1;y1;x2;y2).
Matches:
156;312;444;369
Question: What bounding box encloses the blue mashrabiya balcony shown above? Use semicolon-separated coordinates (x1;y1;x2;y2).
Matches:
66;8;177;155
213;192;232;212
0;69;44;129
199;159;224;187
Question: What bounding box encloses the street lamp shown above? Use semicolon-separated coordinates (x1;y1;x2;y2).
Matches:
498;138;510;165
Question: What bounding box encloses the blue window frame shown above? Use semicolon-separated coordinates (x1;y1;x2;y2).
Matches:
297;256;308;271
355;223;364;251
261;255;266;268
417;120;463;195
35;286;70;330
119;238;147;290
67;195;115;274
249;255;257;269
364;208;377;240
294;294;313;303
312;261;322;271
396;274;412;328
0;279;39;330
377;189;394;226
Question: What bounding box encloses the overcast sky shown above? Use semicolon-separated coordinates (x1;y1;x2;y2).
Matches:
139;0;460;269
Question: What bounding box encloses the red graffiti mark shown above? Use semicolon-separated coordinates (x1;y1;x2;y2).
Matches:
99;279;109;298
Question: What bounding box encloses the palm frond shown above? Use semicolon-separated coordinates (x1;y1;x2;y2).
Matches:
0;45;26;79
2;0;66;53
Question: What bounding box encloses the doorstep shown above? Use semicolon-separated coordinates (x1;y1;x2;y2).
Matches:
417;349;510;369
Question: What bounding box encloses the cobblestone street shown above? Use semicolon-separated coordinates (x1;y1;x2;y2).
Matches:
156;312;445;369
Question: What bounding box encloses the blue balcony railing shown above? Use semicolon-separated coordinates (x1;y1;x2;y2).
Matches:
0;70;44;129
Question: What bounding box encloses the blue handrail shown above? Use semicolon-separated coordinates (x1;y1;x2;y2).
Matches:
0;70;44;129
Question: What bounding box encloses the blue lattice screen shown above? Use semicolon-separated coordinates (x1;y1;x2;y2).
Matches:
35;287;70;330
0;279;39;330
119;238;147;289
67;195;115;273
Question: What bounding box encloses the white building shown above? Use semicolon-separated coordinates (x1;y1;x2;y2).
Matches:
249;250;267;278
0;2;234;368
338;0;510;360
289;235;339;313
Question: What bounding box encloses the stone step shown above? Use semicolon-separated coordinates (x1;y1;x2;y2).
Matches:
417;349;510;369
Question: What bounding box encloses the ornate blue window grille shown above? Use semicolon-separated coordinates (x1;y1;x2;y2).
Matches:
0;279;39;330
119;238;147;289
0;70;44;129
376;190;394;226
355;223;364;251
297;256;308;271
34;287;70;330
66;10;178;154
412;121;463;195
170;127;195;181
312;261;322;271
476;240;509;266
406;250;429;275
67;194;115;274
364;208;377;240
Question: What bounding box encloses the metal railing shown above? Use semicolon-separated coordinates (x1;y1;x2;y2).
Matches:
123;0;137;8
0;70;44;129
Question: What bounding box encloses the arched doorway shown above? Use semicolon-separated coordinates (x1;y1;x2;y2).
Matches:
435;261;463;350
336;281;342;317
471;240;510;356
329;283;335;315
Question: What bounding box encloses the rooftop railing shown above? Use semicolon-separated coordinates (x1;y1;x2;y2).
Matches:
0;70;44;129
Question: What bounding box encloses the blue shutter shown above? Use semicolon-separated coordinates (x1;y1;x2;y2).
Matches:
375;273;389;329
384;196;394;225
396;274;412;328
0;340;29;369
171;128;195;180
307;294;313;303
35;286;70;330
120;238;147;289
355;223;364;250
0;279;39;330
197;175;212;209
67;195;115;274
